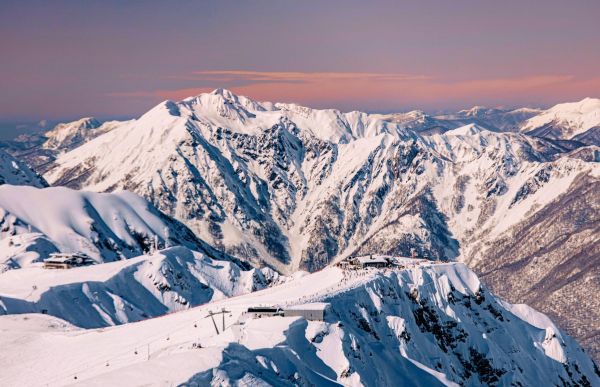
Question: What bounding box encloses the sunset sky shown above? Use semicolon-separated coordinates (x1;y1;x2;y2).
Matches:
1;0;599;131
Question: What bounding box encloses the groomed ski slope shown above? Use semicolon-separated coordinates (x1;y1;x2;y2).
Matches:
0;259;596;387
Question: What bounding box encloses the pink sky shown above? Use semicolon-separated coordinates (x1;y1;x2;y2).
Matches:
1;1;599;122
110;71;600;113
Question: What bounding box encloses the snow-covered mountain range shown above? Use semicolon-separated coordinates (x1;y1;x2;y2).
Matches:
0;117;127;173
450;106;542;132
38;91;599;360
0;91;598;382
1;261;597;386
41;117;123;153
42;91;592;270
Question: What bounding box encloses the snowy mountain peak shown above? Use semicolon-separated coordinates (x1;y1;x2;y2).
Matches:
181;89;268;125
539;97;600;117
458;105;497;116
393;109;430;123
511;107;542;114
143;100;181;118
210;87;236;99
59;117;101;129
571;96;600;108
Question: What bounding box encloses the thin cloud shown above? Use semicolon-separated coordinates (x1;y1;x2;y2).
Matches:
179;70;431;83
108;70;598;111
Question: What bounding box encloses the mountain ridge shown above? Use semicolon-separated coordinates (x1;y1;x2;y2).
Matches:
8;89;600;362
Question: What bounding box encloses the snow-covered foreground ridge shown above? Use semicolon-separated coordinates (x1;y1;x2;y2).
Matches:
0;261;597;386
0;247;279;328
0;184;222;269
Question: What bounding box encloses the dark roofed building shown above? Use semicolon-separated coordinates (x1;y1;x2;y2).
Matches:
43;253;95;269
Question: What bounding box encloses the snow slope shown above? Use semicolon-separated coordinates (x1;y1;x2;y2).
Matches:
0;185;217;267
0;261;596;386
0;149;47;187
0;246;279;328
521;98;600;144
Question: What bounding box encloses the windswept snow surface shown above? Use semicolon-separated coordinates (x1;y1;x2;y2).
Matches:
0;261;597;386
0;246;279;328
0;185;214;266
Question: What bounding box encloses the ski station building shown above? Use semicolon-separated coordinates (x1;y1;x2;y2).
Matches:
242;303;330;322
338;254;395;269
43;253;95;269
244;306;283;319
283;302;330;321
335;253;434;270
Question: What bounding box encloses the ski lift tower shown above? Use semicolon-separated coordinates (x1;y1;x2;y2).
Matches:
204;308;231;334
